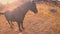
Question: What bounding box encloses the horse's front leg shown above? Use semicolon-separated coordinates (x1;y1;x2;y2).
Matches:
20;21;24;30
17;22;22;32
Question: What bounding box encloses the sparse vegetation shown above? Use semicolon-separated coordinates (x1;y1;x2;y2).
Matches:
0;0;60;34
0;3;5;11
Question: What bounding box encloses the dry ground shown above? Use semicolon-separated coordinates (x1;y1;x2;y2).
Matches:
0;2;60;34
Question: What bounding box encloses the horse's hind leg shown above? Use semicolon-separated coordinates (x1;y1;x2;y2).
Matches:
8;21;13;29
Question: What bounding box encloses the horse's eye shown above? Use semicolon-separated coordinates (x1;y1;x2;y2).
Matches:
49;8;57;13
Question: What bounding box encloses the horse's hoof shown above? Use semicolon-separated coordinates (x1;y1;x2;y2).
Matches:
23;28;25;30
20;30;22;32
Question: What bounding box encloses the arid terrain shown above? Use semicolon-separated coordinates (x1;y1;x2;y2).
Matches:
0;1;60;34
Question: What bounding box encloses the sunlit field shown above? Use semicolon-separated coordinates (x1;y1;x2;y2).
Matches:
0;0;17;4
0;0;60;34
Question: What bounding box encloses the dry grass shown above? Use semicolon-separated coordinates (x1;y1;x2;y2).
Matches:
0;2;60;34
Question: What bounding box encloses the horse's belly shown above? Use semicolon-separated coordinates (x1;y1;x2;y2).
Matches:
13;14;24;21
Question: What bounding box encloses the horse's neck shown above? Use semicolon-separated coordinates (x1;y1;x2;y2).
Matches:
13;1;31;16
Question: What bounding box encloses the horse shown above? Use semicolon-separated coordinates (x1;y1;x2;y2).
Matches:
0;0;38;32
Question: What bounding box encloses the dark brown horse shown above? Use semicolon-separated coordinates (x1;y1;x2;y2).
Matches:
0;0;38;32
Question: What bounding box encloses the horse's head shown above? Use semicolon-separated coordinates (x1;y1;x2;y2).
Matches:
30;0;38;14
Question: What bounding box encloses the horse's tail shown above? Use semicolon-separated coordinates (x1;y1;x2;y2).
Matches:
0;12;5;15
